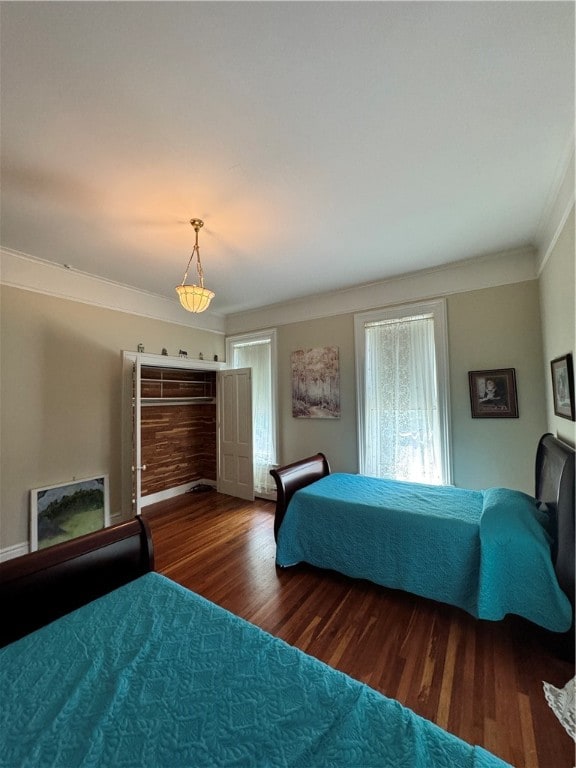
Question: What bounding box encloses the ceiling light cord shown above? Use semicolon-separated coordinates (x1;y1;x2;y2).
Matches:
180;223;205;288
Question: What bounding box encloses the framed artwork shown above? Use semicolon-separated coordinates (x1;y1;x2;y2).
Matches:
468;368;518;418
291;346;340;418
550;354;575;421
30;475;110;551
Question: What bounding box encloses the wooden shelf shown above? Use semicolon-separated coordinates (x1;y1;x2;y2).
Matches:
140;365;216;401
141;397;215;406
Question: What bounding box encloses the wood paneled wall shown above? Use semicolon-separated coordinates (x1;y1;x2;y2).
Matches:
141;404;216;496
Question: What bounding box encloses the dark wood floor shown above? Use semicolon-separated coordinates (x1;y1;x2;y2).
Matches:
143;490;575;768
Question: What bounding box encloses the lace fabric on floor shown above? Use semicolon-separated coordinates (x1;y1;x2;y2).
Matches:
543;676;575;741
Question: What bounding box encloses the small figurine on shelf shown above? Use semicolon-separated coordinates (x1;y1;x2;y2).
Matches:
214;354;218;362
179;349;188;358
199;352;204;360
161;348;168;356
137;343;145;353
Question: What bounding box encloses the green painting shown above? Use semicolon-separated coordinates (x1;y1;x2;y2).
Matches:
31;476;110;550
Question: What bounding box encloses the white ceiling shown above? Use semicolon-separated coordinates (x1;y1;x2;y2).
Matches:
1;1;574;317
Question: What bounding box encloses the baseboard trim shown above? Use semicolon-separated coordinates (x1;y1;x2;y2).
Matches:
0;541;29;562
140;479;216;508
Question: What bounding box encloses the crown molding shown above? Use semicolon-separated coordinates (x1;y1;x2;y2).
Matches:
536;134;575;275
0;247;225;334
1;242;539;338
225;246;538;335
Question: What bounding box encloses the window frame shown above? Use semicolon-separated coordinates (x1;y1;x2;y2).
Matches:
354;299;452;484
225;328;278;496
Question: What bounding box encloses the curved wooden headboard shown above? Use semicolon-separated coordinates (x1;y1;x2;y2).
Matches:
535;432;575;610
0;516;154;647
270;453;331;541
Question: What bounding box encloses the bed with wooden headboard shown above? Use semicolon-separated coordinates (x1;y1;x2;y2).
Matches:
271;433;575;639
0;515;154;647
0;515;515;766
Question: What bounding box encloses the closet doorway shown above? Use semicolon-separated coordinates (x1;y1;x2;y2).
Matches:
121;352;253;516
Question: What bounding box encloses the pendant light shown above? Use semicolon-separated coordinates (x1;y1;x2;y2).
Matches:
175;218;215;313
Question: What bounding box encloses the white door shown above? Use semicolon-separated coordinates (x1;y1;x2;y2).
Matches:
121;352;145;515
217;368;254;500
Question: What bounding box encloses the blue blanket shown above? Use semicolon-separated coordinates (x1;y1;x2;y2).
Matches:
276;474;572;632
0;572;511;767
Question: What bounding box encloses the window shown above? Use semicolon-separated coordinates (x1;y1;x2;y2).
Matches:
226;330;277;497
354;300;451;485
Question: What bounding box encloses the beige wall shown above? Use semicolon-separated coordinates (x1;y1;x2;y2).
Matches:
273;280;546;493
447;281;546;490
0;270;555;552
0;286;225;551
277;314;358;473
539;205;576;446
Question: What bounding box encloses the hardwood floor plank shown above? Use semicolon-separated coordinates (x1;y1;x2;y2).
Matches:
436;620;460;729
144;492;575;768
518;692;539;768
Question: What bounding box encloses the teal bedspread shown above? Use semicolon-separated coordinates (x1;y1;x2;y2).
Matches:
0;572;511;767
276;474;572;632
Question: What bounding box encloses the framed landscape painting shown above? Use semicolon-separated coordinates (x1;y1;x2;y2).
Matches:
30;475;110;551
291;346;340;419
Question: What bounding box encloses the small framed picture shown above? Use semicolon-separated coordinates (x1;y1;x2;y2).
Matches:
468;368;519;419
550;354;575;421
30;475;110;551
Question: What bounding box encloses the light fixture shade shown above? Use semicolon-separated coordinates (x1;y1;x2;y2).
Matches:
176;284;215;313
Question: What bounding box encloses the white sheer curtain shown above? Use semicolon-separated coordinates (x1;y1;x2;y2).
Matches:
364;313;444;484
232;339;276;496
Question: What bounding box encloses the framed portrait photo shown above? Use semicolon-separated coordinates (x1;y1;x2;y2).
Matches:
30;475;110;551
468;368;518;419
550;354;575;421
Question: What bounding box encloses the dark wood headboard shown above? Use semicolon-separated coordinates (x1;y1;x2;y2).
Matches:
270;453;331;541
535;433;575;610
0;516;154;648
